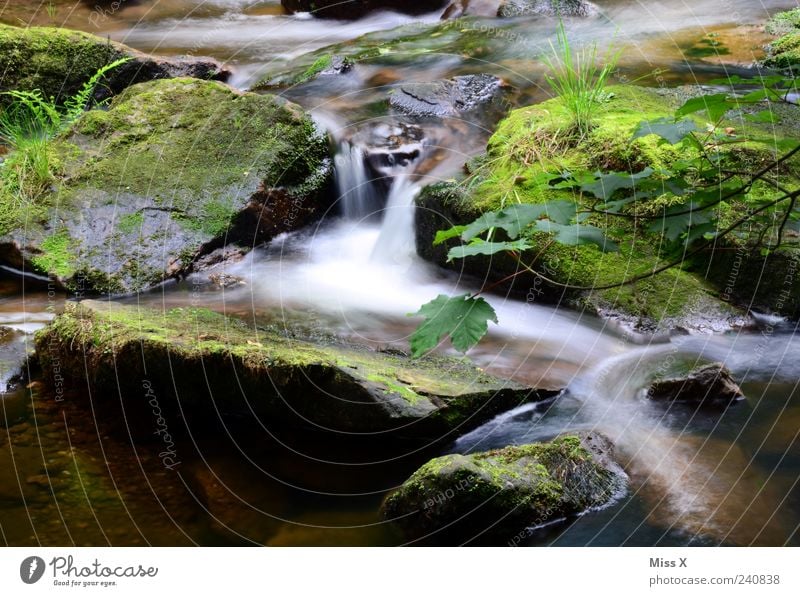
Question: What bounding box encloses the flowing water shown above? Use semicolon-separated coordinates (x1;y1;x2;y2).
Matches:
1;0;800;546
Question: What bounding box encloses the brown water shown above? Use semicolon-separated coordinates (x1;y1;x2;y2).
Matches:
1;0;800;546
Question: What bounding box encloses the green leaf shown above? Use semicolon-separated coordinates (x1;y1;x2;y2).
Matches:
685;222;718;245
447;239;532;262
648;207;711;242
409;294;498;357
433;225;467;246
633;117;700;144
581;168;655;200
534;221;619;251
676;93;732;121
461;200;576;241
744;110;778;124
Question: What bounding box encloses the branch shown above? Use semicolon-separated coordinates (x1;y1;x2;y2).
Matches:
512;187;800;292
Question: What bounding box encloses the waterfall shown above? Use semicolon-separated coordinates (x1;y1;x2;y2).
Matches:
334;141;379;221
369;174;420;268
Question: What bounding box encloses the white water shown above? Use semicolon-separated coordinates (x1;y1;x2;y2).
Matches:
334;142;378;221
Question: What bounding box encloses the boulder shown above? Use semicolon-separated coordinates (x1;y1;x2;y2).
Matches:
389;74;505;118
765;32;800;69
382;432;625;543
646;363;744;408
35;301;556;440
497;0;599;18
0;78;333;294
763;9;800;69
0;24;229;104
413;85;794;333
281;1;447;20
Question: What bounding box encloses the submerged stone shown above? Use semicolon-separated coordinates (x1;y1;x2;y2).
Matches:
35;301;555;440
382;432;625;544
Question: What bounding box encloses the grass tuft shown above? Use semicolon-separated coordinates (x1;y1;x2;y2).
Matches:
543;22;621;138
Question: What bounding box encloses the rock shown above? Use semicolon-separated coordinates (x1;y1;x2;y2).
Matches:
382;432;625;543
208;273;246;289
389;74;505;118
258;54;355;89
701;247;800;321
765;8;800;37
414;85;790;333
765;32;800;69
0;78;333;294
350;123;427;180
441;0;501;18
281;1;447;20
763;9;800;69
646;363;744;408
35;301;556;441
497;0;599;18
0;327;33;393
0;24;230;104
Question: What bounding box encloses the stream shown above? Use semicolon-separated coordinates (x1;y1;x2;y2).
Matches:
1;0;799;546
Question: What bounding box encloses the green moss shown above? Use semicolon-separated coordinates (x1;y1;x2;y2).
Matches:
766;8;800;37
61;78;329;214
30;230;75;278
0;24;127;102
116;212;143;235
765;32;800;68
2;77;332;293
38;301;540;418
384;434;622;542
365;373;422;404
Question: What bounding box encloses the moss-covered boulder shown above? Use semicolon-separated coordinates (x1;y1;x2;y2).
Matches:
0;78;333;294
763;9;800;69
35;301;554;440
765;32;800;68
416;85;800;332
281;1;447;20
382;432;625;544
0;24;229;103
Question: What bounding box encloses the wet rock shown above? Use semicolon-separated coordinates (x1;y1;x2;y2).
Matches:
191;246;248;275
0;24;229;104
383;432;625;544
498;0;599;18
208;273;246;289
36;301;557;441
442;0;501;19
647;363;744;408
281;0;447;20
389;74;505;118
0;327;32;393
0;78;333;295
257;54;355;89
353;123;427;179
